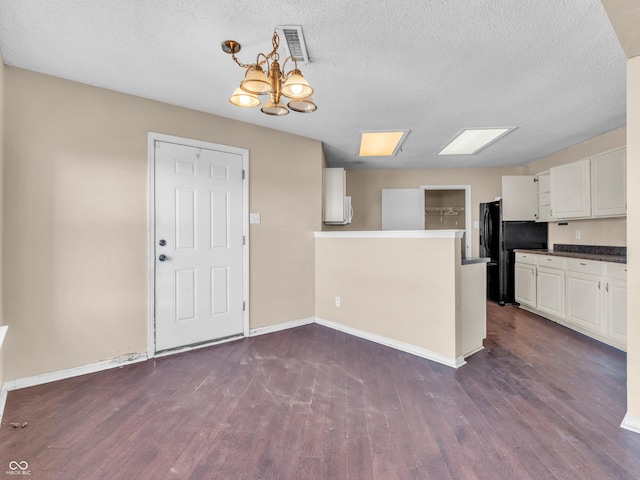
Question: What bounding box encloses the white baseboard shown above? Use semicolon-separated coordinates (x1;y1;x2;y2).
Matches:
249;316;315;337
3;353;148;393
315;317;465;368
621;413;640;435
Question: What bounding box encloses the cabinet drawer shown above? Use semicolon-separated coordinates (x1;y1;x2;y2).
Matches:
536;255;566;269
606;263;627;281
515;252;538;265
566;258;605;276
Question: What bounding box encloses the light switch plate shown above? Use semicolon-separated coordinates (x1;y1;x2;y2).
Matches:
250;213;261;224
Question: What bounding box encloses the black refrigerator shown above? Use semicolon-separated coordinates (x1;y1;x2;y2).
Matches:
479;200;548;305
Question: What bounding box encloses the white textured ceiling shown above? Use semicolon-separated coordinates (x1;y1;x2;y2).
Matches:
0;0;627;169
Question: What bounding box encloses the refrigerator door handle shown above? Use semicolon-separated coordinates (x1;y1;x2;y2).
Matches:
484;208;492;258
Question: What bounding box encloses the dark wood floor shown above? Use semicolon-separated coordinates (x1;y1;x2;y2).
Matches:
2;303;640;479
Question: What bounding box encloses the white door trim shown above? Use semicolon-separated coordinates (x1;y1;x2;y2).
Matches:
146;132;249;358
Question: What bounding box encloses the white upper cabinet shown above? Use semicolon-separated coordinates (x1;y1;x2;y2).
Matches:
536;171;551;222
323;168;347;224
550;159;591;219
591;148;626;217
501;176;537;220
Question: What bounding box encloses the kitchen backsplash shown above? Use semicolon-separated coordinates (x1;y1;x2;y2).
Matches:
548;217;626;247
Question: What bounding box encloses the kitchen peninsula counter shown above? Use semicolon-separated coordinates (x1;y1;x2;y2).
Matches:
314;230;487;367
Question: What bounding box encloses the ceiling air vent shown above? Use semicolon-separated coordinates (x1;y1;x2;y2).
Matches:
277;25;310;65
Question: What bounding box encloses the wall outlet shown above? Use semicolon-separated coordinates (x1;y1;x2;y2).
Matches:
575;229;581;240
335;296;341;307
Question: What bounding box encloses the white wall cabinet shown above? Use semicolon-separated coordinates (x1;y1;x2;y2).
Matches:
536;171;551;222
323;168;352;225
591;148;626;217
515;253;626;350
550;159;591;219
502;176;537;221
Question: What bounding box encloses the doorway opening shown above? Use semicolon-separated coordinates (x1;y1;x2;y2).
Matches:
421;185;472;259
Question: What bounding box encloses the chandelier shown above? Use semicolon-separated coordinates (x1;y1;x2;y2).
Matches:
221;31;317;116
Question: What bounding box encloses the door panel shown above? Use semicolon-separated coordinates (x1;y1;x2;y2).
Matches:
154;140;244;352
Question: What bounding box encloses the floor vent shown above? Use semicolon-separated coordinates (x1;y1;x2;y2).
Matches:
277;25;310;65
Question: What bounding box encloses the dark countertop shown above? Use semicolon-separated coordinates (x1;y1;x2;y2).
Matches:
515;244;626;264
462;257;490;265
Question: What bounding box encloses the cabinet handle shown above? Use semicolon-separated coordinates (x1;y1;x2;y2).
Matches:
547;258;552;261
598;281;601;290
579;262;587;266
606;283;609;293
550;209;553;216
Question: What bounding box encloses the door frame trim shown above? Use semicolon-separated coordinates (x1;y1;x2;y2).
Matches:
146;132;250;358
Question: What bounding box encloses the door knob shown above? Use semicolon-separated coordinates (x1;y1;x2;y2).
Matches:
159;254;168;262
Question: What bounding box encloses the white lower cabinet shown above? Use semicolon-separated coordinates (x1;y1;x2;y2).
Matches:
515;253;626;350
565;259;604;333
514;262;536;307
537;266;565;319
604;263;627;346
536;256;566;319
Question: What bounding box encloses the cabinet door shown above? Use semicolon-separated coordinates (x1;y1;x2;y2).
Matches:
550;159;591;219
515;263;536;307
604;277;627;346
591;148;626;217
537;267;565;318
502;176;537;220
323;168;346;223
536;172;551;222
566;272;603;332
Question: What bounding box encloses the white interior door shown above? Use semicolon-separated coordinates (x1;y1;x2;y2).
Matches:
154;140;245;352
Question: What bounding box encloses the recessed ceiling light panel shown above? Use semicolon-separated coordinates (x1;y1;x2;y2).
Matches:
437;127;517;155
359;130;410;157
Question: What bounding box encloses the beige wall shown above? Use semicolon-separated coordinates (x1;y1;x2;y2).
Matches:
334;167;524;257
3;67;323;381
626;55;640;421
315;237;461;361
524;128;627;248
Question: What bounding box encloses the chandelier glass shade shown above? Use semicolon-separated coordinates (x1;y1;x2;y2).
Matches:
222;31;316;116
